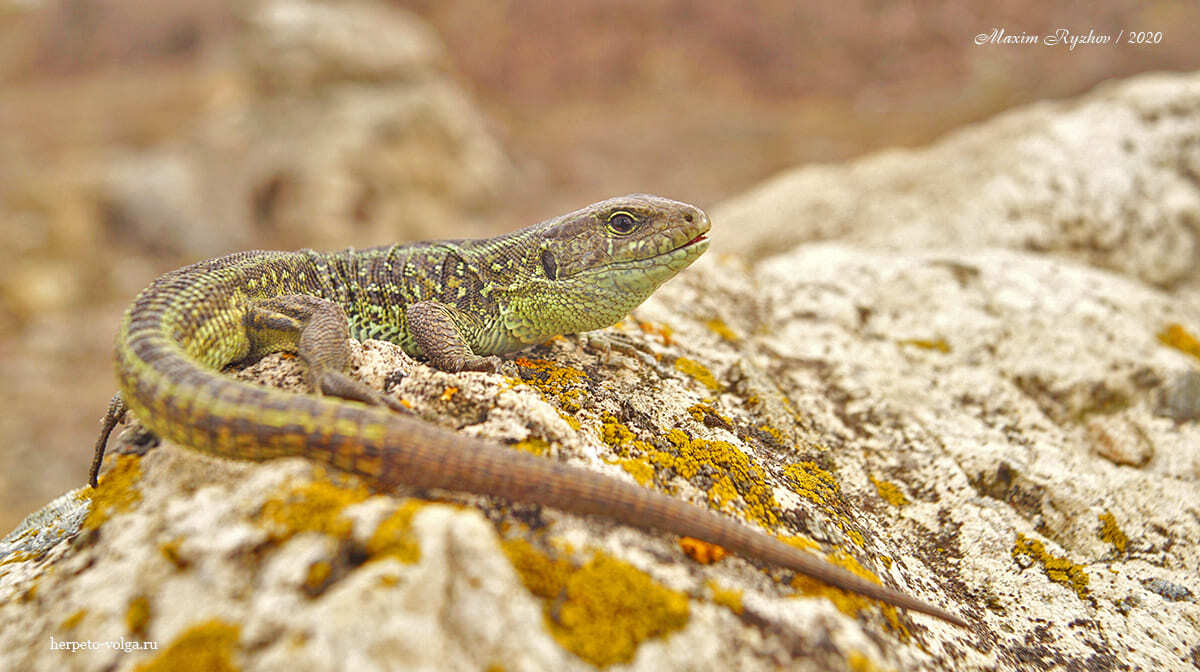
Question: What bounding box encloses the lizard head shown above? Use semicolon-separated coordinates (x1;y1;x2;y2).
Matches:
501;194;710;344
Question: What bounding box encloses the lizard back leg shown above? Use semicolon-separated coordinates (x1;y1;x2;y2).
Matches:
245;295;406;412
88;392;128;487
406;300;501;373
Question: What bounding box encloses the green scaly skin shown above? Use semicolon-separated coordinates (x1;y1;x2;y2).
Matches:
89;194;969;627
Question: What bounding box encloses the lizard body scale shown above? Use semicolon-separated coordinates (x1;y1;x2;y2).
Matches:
89;194;968;627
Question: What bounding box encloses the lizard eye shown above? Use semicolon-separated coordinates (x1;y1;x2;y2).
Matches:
605;211;638;235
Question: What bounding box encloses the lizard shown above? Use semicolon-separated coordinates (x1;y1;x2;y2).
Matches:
87;193;970;628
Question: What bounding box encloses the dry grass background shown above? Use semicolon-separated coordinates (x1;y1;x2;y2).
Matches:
1;0;1196;531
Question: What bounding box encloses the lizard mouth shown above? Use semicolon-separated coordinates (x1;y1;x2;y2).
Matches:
682;233;707;247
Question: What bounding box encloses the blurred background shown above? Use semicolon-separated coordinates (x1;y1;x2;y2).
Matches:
1;0;1196;532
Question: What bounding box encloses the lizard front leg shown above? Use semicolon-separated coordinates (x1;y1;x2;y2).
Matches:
406;300;502;373
244;294;406;412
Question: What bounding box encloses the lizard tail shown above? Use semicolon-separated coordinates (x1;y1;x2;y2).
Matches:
366;414;972;627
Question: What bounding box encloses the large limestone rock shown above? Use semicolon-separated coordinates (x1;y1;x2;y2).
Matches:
3;72;1199;671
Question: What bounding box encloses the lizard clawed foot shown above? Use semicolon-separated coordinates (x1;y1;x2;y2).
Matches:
316;368;409;414
579;331;659;369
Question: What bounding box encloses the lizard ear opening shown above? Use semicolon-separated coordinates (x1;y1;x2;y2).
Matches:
540;249;558;280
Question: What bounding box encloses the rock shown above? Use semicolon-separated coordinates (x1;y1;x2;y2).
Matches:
100;0;513;258
5;73;1200;671
712;72;1200;289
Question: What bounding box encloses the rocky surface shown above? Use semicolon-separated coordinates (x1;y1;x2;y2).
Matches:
713;72;1200;290
4;72;1200;671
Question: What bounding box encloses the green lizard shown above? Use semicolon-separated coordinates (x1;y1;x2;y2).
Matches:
88;194;969;627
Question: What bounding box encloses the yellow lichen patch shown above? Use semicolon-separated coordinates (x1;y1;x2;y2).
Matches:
255;474;370;543
304;560;332;591
598;415;654;459
783;461;840;506
706;580;743;614
756;424;787;446
707;475;740;511
1098;511;1128;554
675;357;723;393
687;403;733;428
781;535;820;552
899;338;951;353
618;458;655;486
134;620;240;672
637;320;674;346
658;429;780;529
0;550;34;567
514;357;590;413
84;455;143;529
365;500;424;564
601;418;780;529
705;319;740;342
511;438;550;456
159;538;188;569
679;537;726;565
790;551;905;634
1158;323;1200;362
847;651;888;672
1012;533;1090;599
126;595;151;637
503;540;690;667
502;539;571;599
439;386;458;402
60;609;87;631
871;477;910;507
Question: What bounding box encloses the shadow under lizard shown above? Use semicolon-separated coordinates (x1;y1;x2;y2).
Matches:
88;194;969;628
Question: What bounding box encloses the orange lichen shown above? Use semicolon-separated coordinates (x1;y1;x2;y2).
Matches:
439;386;458;402
679;537;726;564
637;320;674;346
134;620;240;672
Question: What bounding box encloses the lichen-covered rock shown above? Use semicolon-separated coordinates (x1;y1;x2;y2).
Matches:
4;72;1200;671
